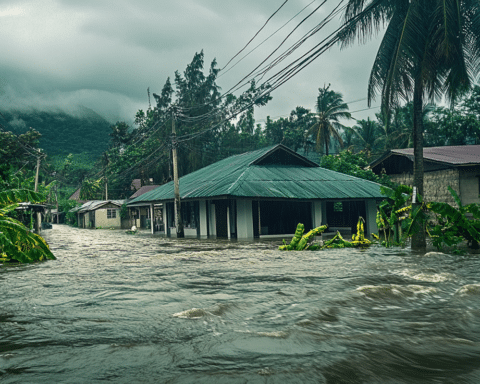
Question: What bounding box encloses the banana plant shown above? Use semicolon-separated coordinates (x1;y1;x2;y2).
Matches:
377;185;414;246
428;187;480;250
0;189;56;263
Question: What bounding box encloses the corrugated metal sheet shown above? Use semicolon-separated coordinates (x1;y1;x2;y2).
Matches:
392;145;480;165
128;145;384;204
129;185;160;199
71;200;126;213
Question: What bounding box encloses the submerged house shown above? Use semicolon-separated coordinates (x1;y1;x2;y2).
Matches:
127;184;161;230
370;145;480;206
127;145;385;239
71;200;125;229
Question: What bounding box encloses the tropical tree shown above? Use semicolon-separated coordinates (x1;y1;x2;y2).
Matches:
350;117;379;153
307;84;351;155
340;0;480;249
0;189;55;263
80;178;102;200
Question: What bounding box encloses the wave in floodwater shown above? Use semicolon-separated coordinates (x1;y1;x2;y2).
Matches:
1;225;480;383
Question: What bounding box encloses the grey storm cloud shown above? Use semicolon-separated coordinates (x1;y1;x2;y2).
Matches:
0;0;382;124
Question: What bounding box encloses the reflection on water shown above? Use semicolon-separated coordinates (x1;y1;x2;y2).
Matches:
1;225;480;383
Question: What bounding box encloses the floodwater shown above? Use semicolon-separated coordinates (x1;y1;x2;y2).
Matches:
2;225;480;383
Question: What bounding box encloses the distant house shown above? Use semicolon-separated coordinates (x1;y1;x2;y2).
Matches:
127;144;384;239
71;200;125;229
370;145;480;206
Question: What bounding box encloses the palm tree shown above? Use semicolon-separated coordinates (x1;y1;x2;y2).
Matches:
307;84;351;155
340;0;480;249
351;117;379;153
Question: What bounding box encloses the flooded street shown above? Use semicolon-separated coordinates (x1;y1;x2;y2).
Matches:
2;224;480;383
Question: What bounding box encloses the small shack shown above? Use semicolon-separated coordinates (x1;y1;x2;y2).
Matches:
71;200;125;229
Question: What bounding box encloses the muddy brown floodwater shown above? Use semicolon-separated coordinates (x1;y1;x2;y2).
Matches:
1;224;480;383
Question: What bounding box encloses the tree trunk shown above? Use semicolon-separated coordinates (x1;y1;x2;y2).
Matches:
411;77;426;250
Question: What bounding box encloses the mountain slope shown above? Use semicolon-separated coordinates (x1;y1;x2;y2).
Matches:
0;106;112;158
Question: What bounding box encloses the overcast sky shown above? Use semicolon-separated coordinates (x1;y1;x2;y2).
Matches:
0;0;383;126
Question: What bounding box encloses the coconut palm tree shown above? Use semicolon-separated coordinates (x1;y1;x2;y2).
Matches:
340;0;480;249
307;84;351;155
351;117;379;153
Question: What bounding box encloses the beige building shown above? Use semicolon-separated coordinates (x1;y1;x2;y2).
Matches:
370;145;480;206
73;200;125;229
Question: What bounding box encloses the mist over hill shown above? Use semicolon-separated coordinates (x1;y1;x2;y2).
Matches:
0;106;112;158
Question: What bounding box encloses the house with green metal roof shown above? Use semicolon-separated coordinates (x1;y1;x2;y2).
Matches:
127;144;384;239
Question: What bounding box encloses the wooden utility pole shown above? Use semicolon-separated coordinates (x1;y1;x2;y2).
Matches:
34;154;41;233
34;156;41;192
104;153;109;200
172;110;184;238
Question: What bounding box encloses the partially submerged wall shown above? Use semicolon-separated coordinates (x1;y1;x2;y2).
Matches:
389;169;460;206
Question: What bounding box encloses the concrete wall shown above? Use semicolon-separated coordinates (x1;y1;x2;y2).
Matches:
459;168;480;206
95;208;121;228
390;169;460;205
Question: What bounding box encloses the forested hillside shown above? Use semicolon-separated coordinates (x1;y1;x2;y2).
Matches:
0;106;112;158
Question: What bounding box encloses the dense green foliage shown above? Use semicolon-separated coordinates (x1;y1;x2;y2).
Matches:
1;107;111;157
0;189;56;263
428;187;480;252
319;150;394;187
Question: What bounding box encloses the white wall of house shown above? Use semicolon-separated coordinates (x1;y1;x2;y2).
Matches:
236;199;254;239
95;208;121;228
184;228;197;237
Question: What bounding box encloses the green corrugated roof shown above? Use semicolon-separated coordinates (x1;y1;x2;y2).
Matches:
128;145;384;204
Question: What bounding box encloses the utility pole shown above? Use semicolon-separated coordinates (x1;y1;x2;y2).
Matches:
171;109;184;238
34;153;41;233
103;153;109;200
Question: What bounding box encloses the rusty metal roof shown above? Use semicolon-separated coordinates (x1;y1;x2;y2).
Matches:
128;145;384;205
374;145;480;167
129;185;160;199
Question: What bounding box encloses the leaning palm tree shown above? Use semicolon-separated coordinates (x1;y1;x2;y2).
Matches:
339;0;480;249
307;84;351;155
0;189;55;263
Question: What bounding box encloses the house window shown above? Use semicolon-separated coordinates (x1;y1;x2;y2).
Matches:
334;202;343;212
107;209;117;219
181;201;198;228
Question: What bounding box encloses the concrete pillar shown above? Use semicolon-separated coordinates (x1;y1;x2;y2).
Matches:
236;199;254;239
313;201;323;227
365;199;378;239
199;200;208;238
209;202;216;237
150;204;154;234
227;206;231;240
165;203;170;237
